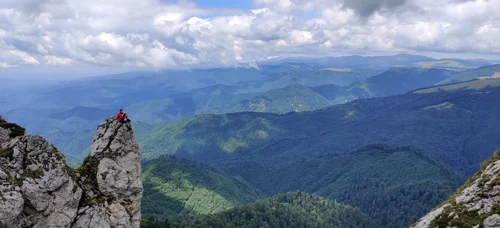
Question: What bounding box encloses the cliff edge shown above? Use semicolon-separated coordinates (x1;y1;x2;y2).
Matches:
411;151;500;228
0;116;142;228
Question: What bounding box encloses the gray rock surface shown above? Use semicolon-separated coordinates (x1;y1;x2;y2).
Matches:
0;136;82;228
0;117;142;228
484;214;500;228
411;152;500;228
0;116;11;146
72;206;111;228
455;160;500;214
410;204;450;228
74;117;142;228
0;127;10;146
0;169;24;226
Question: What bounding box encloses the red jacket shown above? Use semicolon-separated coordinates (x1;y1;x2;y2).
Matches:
117;112;123;121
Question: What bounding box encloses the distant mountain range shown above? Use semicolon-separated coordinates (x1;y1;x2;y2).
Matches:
137;78;500;175
38;66;496;167
209;84;331;114
135;78;500;227
2;55;500;228
9;64;497;168
438;64;500;85
261;54;499;70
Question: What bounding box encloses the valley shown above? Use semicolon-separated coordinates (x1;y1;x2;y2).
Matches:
3;1;500;227
2;55;500;228
9;60;498;166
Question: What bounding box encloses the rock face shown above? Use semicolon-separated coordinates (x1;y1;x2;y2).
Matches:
74;118;142;228
0;116;142;228
0;117;11;146
0;116;25;147
411;151;500;228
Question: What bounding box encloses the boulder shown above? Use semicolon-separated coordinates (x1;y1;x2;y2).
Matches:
0;117;142;228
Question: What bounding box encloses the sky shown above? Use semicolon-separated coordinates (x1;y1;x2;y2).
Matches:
188;0;253;9
0;0;499;74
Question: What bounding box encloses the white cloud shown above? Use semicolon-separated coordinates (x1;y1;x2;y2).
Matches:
0;48;40;67
289;30;315;45
44;55;73;65
0;0;498;69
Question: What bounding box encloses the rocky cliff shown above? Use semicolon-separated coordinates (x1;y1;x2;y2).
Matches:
412;151;500;228
0;116;142;228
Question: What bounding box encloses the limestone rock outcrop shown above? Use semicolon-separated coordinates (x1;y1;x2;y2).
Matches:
0;116;24;146
0;116;142;228
73;117;142;228
411;151;500;228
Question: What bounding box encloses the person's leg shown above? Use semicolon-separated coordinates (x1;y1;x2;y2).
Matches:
124;113;131;122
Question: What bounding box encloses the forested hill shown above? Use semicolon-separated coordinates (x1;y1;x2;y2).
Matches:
349;67;456;97
438;64;500;85
141;156;262;218
140;145;461;227
142;192;375;228
210;84;332;114
209;68;457;114
137;78;500;175
135;78;499;227
217;145;463;228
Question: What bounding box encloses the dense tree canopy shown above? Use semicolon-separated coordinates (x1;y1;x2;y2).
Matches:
142;192;374;228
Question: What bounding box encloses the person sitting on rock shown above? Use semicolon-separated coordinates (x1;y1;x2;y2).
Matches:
116;109;131;123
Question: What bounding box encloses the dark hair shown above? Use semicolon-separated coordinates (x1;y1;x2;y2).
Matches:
120;109;123;111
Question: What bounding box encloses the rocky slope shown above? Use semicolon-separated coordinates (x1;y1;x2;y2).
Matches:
412;150;500;228
0;116;142;228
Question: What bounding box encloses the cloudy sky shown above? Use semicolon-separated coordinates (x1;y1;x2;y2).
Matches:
1;0;499;72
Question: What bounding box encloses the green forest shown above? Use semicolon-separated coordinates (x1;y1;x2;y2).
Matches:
136;78;500;176
142;192;374;228
3;60;500;228
142;156;261;217
133;79;500;227
140;145;463;227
